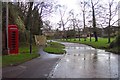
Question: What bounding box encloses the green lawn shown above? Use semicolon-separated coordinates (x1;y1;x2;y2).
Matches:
61;37;115;49
43;42;66;54
19;43;38;54
2;44;39;67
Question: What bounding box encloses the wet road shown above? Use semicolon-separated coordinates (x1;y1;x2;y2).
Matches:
2;47;62;78
49;42;118;78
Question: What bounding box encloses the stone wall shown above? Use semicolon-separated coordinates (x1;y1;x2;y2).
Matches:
34;35;46;46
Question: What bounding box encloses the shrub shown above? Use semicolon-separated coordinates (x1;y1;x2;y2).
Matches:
109;32;120;48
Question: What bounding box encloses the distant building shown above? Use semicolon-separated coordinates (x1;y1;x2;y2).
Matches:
82;27;103;37
103;26;120;37
42;30;55;37
76;26;119;37
42;25;55;38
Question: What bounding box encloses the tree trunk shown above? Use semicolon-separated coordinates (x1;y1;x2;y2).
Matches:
25;2;33;30
92;4;98;42
90;34;91;41
65;30;68;41
108;26;111;43
94;31;98;42
79;28;80;41
90;33;92;42
83;11;86;41
108;4;111;43
73;21;76;41
90;27;92;41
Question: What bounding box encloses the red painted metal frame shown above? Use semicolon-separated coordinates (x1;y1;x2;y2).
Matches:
8;25;19;54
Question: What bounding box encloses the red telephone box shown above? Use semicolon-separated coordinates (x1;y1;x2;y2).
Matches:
8;25;19;54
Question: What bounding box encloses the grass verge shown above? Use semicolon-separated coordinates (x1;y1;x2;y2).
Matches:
107;47;120;54
2;43;39;67
43;42;66;54
59;37;119;54
61;38;115;49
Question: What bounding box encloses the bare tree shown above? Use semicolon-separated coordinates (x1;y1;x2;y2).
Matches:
38;1;54;18
79;0;88;41
69;10;79;41
31;2;52;32
88;20;93;41
107;0;118;43
76;20;82;41
72;19;76;41
43;20;51;30
55;5;72;40
96;0;118;43
90;0;99;42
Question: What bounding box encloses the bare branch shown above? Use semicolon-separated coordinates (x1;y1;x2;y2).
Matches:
94;0;100;6
111;19;120;26
111;5;118;20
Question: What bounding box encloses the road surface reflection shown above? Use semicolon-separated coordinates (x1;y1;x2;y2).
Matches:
49;42;118;78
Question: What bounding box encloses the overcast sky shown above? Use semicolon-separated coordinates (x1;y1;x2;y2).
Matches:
4;0;120;30
44;0;119;30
